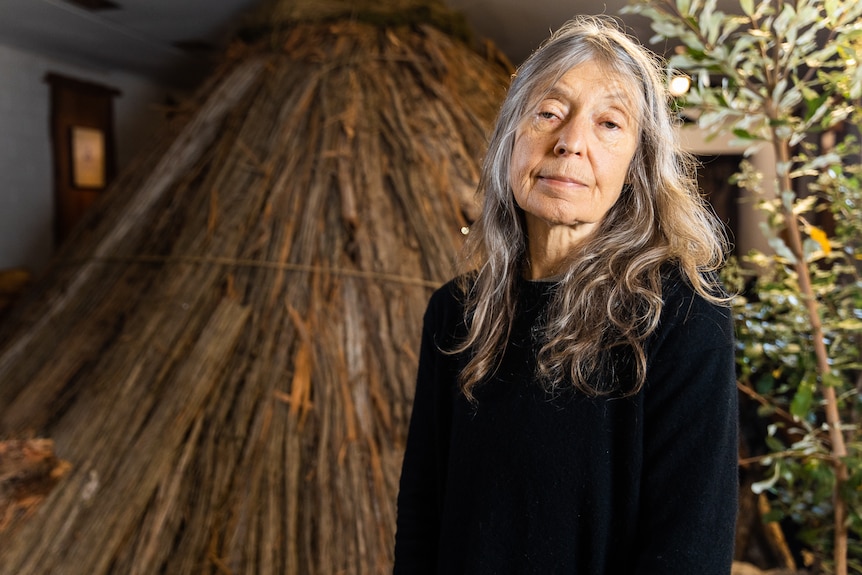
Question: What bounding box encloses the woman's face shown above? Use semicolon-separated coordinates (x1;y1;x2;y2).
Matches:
510;59;640;241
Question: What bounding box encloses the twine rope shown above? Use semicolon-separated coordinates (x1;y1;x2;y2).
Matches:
63;254;442;289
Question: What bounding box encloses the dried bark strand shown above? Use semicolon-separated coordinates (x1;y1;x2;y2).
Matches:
0;16;510;575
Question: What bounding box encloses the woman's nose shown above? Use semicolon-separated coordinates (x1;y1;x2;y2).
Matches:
553;120;583;156
553;138;570;156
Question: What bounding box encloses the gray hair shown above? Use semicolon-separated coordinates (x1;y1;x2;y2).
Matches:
455;15;728;399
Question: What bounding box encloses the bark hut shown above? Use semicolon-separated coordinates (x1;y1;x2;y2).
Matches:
0;1;510;573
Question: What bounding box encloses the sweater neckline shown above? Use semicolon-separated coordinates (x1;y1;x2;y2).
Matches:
527;274;564;284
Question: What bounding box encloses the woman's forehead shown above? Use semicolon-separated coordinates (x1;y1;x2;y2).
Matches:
528;61;644;111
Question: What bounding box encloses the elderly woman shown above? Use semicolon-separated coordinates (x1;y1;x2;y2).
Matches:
393;15;738;575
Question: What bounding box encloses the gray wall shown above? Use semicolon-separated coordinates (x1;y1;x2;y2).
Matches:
0;42;174;272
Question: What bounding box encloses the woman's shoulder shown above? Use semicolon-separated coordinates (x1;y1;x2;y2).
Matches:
655;265;734;350
426;275;469;313
422;275;472;338
659;263;728;307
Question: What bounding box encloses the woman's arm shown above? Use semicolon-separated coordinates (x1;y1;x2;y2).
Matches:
393;287;458;574
635;286;739;574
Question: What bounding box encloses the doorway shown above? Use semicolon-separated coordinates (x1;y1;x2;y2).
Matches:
696;154;743;255
45;73;119;245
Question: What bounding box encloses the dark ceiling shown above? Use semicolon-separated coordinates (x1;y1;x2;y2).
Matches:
0;0;662;88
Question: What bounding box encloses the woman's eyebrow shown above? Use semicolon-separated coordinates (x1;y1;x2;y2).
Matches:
543;87;568;100
604;96;635;116
541;85;634;108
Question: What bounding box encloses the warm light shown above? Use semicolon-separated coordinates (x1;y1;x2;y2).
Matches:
70;126;106;188
669;75;691;97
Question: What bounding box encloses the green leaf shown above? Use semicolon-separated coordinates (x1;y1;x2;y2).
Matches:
678;0;692;16
768;236;797;263
752;463;782;494
791;195;819;215
790;374;816;419
756;371;776;394
761;507;785;523
733;128;757;140
781;189;796;211
773;3;796;38
835;318;862;331
821;371;844;388
802;237;825;261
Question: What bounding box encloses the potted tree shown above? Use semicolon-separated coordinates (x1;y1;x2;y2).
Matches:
623;0;862;573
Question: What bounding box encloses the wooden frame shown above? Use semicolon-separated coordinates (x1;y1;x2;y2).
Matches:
70;126;106;189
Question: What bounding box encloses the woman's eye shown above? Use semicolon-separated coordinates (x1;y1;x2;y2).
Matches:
538;111;557;120
601;117;628;130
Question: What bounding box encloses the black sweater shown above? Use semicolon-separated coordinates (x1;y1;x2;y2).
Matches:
394;275;738;574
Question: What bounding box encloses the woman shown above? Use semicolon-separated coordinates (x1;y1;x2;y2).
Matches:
394;15;738;575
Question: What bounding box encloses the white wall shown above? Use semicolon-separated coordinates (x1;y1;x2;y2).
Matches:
0;42;175;273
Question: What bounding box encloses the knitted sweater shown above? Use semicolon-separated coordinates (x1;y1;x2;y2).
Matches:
393;274;738;574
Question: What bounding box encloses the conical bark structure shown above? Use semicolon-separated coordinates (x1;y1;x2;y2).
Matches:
0;1;510;572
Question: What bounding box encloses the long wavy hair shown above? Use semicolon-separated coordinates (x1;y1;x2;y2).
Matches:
453;16;730;401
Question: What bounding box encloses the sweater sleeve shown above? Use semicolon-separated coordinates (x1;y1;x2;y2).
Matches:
634;285;739;574
393;285;458;575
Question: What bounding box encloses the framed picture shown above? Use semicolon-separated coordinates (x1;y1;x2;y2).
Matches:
70;126;106;189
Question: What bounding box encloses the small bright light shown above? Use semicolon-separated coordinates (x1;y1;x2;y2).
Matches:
669;75;691;97
460;226;470;235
